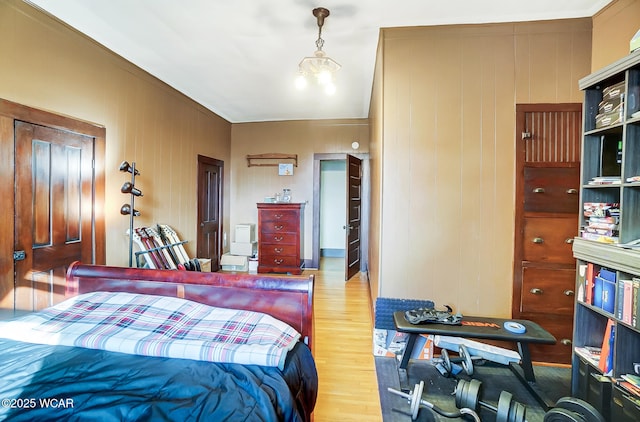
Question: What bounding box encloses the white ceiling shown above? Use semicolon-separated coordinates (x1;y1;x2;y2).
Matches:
26;0;612;123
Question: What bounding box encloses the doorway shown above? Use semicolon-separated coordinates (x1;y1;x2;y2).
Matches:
196;154;223;272
312;153;369;281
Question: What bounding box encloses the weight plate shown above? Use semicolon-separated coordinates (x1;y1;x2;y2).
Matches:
543;407;583;422
410;381;424;420
459;344;474;376
441;348;452;377
454;379;467;409
455;379;482;411
554;397;606;422
511;401;527;422
496;391;513;422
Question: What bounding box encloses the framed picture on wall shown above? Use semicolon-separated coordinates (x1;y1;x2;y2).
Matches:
278;163;294;176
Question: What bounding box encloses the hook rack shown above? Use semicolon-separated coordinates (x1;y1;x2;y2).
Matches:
246;153;298;167
119;160;142;267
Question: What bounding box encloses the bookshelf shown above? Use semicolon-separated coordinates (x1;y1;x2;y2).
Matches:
572;49;640;422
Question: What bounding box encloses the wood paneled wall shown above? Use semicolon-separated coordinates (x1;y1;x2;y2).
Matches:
0;1;231;268
592;0;640;71
371;19;591;315
229;120;369;259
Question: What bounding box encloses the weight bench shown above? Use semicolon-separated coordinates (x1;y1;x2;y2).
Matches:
393;311;557;411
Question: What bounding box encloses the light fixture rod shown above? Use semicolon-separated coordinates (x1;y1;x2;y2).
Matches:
313;7;330;51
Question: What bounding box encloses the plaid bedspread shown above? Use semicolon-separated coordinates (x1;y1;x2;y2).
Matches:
0;292;300;369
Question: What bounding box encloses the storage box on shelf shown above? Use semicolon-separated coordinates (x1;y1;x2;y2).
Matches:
572;49;640;422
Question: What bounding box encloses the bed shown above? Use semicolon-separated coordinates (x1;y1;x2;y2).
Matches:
0;262;317;421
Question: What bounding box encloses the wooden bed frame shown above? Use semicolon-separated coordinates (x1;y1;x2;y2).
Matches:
65;262;315;349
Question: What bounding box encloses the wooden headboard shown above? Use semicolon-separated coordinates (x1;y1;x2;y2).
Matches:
65;262;315;349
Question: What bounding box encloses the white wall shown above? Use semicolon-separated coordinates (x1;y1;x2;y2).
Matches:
320;160;346;251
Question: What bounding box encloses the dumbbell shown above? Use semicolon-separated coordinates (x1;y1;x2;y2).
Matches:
437;344;484;377
388;381;481;421
455;379;527;422
543;397;605;422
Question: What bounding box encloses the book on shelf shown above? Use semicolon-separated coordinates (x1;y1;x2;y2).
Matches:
622;279;634;325
599;319;615;375
574;346;601;366
626;175;640;183
588;176;621;185
583;202;620;218
633;278;640;328
586;262;597;305
577;263;587;303
622;373;640;388
618;380;640;399
580;231;619;244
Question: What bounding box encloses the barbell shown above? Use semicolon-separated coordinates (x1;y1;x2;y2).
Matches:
388;381;481;421
437;343;485;377
455;378;527;422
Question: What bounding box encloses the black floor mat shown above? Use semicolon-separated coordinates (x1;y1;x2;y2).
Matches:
376;356;571;422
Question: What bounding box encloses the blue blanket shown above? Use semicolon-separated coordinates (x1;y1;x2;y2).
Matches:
0;339;317;421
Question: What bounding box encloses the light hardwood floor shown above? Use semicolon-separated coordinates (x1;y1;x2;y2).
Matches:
304;258;383;421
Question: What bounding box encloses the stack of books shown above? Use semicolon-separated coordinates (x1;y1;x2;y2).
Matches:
582;202;620;243
618;374;640;403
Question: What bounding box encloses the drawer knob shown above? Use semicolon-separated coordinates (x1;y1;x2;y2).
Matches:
530;288;543;295
561;339;572;346
274;258;284;265
532;237;544;244
565;238;574;244
273;236;283;242
274;224;284;230
274;247;283;253
274;214;283;219
566;188;577;194
564;290;574;296
533;187;545;193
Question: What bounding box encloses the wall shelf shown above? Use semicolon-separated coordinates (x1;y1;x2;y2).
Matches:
246;153;297;167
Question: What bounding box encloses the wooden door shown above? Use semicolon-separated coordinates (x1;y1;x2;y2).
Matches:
197;154;223;272
513;103;581;364
345;154;362;281
14;121;95;310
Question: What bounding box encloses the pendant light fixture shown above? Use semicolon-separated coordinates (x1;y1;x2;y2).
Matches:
295;7;341;95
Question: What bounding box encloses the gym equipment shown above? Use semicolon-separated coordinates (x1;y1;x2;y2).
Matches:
455;378;527;422
404;304;463;325
436;344;485;377
388;381;480;421
543;397;605;422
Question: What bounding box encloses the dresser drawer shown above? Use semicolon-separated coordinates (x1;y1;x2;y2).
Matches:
260;220;298;234
259;232;298;245
520;267;576;315
259;255;300;269
259;243;298;257
523;217;577;263
524;167;579;213
259;210;298;225
523;314;574;364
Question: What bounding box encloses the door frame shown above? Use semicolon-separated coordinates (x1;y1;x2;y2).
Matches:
311;153;370;274
0;98;106;309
